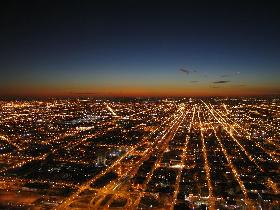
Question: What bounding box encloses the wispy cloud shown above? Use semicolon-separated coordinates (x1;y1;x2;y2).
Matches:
213;80;231;84
220;74;229;78
179;68;191;75
190;80;199;83
179;67;196;75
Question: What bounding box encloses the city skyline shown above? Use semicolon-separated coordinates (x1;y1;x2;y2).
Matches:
0;1;280;97
0;97;279;209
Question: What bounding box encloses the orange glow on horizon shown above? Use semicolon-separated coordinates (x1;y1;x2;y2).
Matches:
0;84;279;97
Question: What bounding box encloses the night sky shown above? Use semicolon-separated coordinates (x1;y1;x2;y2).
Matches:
1;1;280;97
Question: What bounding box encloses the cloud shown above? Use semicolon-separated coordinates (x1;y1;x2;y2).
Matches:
190;80;199;83
213;80;231;84
179;68;191;74
179;67;196;75
220;74;229;78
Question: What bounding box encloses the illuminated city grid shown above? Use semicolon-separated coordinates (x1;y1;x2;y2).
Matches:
0;97;279;209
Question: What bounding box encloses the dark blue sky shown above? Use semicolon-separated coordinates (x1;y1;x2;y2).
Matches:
0;1;280;96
